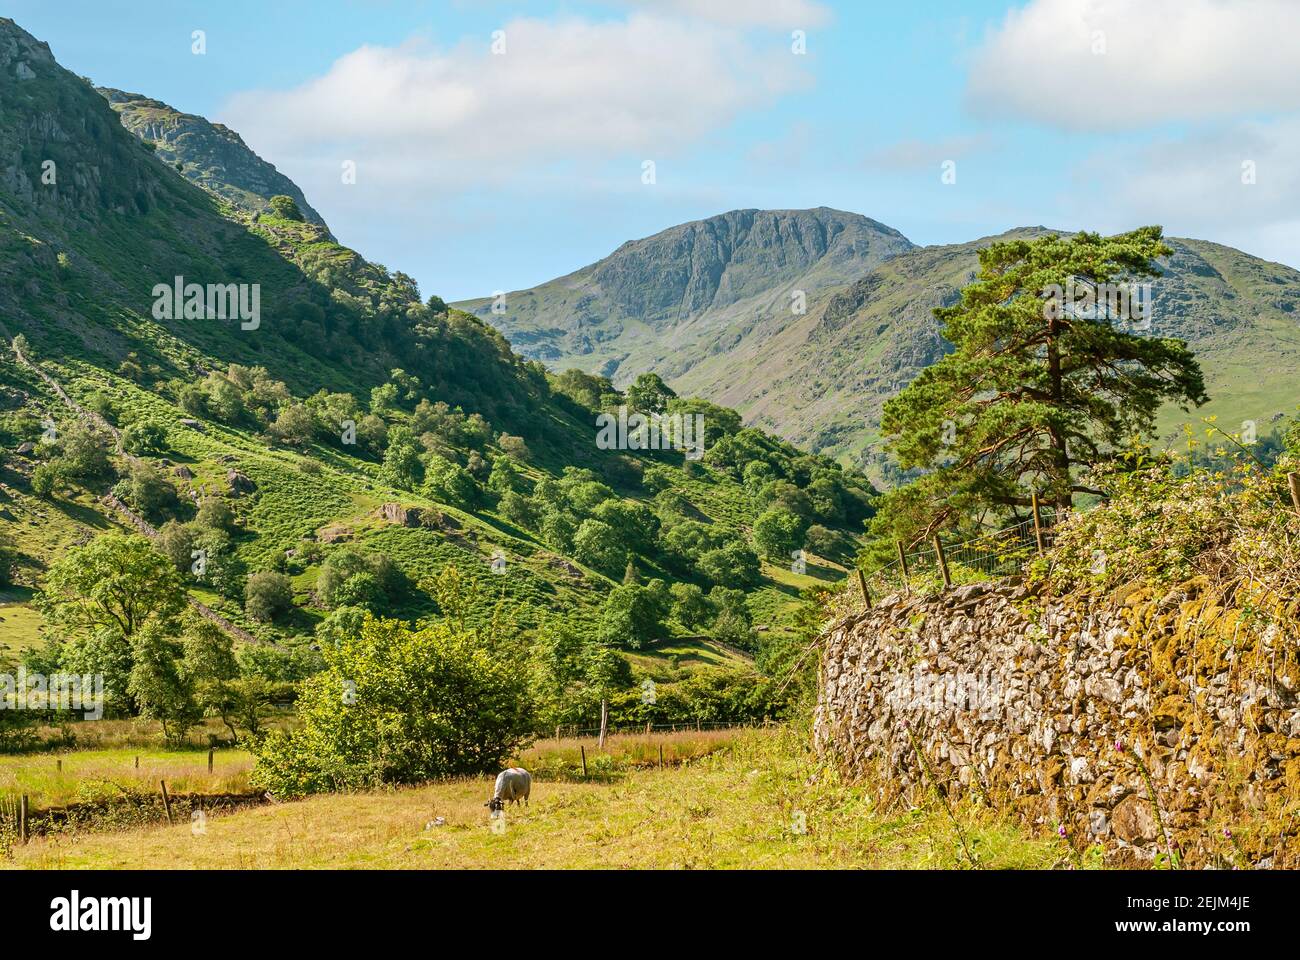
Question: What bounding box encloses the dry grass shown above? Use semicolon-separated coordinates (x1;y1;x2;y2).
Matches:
0;746;254;809
5;728;1060;869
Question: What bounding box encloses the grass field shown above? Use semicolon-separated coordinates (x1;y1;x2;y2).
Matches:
5;729;1061;869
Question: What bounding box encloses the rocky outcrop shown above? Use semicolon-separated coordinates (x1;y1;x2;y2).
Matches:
98;87;329;231
815;580;1300;867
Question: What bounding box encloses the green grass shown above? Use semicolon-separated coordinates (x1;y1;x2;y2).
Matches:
6;728;1062;869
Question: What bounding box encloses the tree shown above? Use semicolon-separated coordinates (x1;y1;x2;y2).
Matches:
709;587;755;650
30;463;58;499
38;534;184;639
380;426;423;491
250;615;534;796
573;519;627;577
246;570;294;622
670;582;711;629
155;520;196;572
498;434;531;462
269;403;317;446
423;455;479;508
191;529;247;601
124;460;178;519
626;372;676;415
875;227;1207;542
195;497;236;533
128;623;201;745
697;540;761;589
752;507;809;561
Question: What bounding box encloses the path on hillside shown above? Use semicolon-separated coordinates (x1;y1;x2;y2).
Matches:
0;323;264;646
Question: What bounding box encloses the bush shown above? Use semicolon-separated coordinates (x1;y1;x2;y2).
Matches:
246;570;294;622
250;615;534;796
122;419;169;455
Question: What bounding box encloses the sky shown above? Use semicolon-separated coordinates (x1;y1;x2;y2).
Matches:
11;0;1300;301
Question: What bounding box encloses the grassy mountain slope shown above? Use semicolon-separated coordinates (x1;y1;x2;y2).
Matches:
0;18;867;722
460;211;1300;480
98;87;329;230
453;207;915;382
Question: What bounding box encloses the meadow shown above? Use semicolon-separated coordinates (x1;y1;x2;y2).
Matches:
3;727;1062;870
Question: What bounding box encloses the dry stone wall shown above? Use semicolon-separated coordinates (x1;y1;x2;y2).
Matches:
814;580;1300;867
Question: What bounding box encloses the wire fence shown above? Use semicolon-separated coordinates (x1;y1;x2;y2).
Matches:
838;508;1061;618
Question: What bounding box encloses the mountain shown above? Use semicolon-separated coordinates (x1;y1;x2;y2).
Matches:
98;87;329;231
0;17;864;712
461;214;1300;477
453;207;915;381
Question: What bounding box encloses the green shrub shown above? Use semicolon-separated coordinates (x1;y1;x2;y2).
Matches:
250;615;533;796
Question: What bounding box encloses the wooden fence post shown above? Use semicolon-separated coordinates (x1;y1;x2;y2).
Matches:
1031;490;1046;555
56;758;61;774
579;745;588;779
207;748;214;774
134;755;139;770
659;744;664;770
598;699;608;750
1288;472;1300;514
932;535;951;589
160;780;174;825
855;567;872;610
896;540;910;582
19;794;28;844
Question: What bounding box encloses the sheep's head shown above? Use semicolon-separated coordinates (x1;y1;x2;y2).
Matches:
485;797;505;812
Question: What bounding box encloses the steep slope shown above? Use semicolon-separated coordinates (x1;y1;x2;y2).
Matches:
98;87;329;230
453;207;915;381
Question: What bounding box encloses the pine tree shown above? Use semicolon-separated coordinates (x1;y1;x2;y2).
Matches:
873;227;1207;543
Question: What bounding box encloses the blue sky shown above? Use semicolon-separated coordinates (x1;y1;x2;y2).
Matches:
11;0;1300;300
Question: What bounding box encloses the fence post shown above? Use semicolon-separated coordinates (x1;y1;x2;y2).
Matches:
659;744;664;770
1031;490;1046;555
855;567;872;610
579;746;588;779
895;540;910;583
1289;472;1300;514
932;535;951;589
19;794;28;844
208;748;214;774
160;780;174;825
134;755;139;770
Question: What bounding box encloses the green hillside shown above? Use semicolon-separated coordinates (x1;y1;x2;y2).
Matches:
0;17;869;731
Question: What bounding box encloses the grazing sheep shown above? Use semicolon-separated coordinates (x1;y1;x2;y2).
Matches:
485;767;531;811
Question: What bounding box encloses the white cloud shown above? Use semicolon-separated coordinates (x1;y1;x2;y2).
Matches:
966;0;1300;130
864;135;989;172
617;0;831;28
1063;118;1300;264
220;14;810;192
